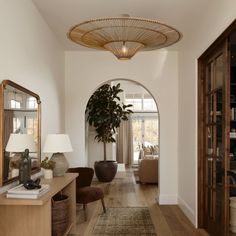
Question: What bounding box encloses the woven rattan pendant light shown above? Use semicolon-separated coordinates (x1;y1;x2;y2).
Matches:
67;16;182;60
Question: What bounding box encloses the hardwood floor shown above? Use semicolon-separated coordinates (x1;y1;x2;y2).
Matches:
69;169;208;236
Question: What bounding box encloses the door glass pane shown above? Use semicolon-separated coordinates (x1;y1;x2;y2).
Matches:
207;126;214;155
215;54;224;89
207;157;213;186
216;90;223;124
207;156;213;218
215;187;222;222
207;61;214;92
208;95;214;123
207;181;213;219
216;159;223;187
216;89;223;162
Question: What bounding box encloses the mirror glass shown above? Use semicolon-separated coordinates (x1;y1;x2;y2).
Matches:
0;80;41;186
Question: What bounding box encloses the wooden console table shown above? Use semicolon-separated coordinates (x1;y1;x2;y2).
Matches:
0;173;78;236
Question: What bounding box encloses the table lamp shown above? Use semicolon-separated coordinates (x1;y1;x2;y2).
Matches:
43;134;73;176
5;134;36;183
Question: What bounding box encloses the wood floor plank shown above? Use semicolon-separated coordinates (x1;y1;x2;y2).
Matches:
69;168;208;236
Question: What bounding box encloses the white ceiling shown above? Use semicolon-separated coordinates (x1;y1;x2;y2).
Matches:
32;0;211;51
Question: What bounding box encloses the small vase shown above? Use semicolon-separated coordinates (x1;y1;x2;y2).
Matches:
44;169;53;179
11;168;19;178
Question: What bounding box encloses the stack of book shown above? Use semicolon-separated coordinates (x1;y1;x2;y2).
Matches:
6;184;50;199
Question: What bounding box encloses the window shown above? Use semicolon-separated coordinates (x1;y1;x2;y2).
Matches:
26;117;38;142
12;113;38;141
13;117;21;133
26;97;37;109
125;93;157;112
132;114;159;163
10;100;21;109
125;94;142;111
143;94;157;111
124;91;158;163
5;91;23;109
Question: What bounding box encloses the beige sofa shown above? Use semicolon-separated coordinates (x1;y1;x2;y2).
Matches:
138;158;158;184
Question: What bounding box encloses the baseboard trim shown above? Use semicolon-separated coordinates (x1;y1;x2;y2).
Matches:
178;196;195;226
158;194;178;204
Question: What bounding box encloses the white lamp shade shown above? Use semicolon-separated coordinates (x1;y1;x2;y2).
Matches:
6;134;36;152
43;134;73;153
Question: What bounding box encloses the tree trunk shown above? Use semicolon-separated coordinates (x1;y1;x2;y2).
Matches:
103;142;107;161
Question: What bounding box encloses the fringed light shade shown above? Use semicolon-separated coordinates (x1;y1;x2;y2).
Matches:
67;17;182;60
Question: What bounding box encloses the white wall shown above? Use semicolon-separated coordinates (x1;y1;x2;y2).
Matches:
65;50;179;204
87;129;114;168
0;0;65;192
178;0;236;226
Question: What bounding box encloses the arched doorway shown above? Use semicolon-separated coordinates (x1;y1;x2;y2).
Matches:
85;79;159;182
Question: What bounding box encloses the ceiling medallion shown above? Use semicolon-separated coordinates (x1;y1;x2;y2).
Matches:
67;16;182;60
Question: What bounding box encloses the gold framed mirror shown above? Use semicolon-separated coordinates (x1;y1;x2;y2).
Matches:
0;80;41;186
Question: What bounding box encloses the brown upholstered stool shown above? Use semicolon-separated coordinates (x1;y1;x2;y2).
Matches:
67;167;106;220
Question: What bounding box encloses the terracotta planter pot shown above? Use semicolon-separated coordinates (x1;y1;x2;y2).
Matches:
94;161;118;182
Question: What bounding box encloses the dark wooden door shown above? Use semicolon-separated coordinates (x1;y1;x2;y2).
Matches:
199;40;229;236
198;20;236;236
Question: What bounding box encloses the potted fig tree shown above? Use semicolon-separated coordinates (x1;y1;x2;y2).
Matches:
86;83;133;182
40;157;55;179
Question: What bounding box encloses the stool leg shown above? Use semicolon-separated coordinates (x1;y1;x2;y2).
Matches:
83;204;87;221
101;198;106;213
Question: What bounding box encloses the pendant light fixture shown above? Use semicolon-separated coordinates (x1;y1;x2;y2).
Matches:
67;16;182;60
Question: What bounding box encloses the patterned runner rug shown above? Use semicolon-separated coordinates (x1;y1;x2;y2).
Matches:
93;207;157;235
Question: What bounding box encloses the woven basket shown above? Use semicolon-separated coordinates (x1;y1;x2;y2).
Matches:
52;194;69;236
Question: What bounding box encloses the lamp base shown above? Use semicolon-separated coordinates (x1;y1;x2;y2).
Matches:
51;153;69;176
